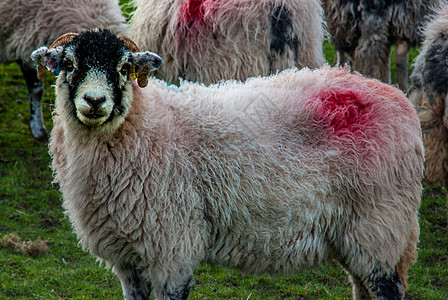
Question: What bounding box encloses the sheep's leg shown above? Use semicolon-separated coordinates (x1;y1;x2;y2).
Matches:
349;275;371;299
18;61;48;141
395;40;409;92
113;264;152;300
395;217;419;291
337;261;371;299
367;268;404;300
340;259;403;300
353;38;391;84
159;275;194;300
334;219;411;300
353;13;391;84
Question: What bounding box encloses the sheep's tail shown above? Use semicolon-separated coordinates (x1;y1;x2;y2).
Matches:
396;217;419;291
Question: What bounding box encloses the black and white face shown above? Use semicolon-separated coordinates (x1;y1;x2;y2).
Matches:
61;31;132;128
31;29;162;132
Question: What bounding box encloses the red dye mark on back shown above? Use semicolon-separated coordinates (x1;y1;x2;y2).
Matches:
315;90;370;133
181;0;206;26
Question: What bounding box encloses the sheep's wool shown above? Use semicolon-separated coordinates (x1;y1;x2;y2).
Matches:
0;0;127;68
410;3;448;188
50;59;423;297
322;0;437;90
0;0;127;140
129;0;326;84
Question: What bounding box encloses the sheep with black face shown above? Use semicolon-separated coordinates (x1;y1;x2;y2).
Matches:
0;0;127;141
32;29;423;300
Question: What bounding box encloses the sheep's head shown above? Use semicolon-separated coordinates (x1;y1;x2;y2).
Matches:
31;29;162;129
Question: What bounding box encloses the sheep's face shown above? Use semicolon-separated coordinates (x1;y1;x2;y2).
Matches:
31;30;162;130
62;36;129;128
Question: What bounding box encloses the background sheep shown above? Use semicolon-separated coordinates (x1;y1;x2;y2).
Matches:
322;0;438;91
0;0;127;141
129;0;326;85
409;3;448;226
32;29;423;299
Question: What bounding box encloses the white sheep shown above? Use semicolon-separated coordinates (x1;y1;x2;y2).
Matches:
129;0;326;85
409;3;448;226
322;0;438;92
32;29;423;300
0;0;127;141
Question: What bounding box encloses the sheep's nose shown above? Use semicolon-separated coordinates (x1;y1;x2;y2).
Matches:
84;95;106;110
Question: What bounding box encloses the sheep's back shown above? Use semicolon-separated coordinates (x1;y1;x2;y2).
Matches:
129;0;325;85
156;67;423;222
151;67;423;272
181;67;423;172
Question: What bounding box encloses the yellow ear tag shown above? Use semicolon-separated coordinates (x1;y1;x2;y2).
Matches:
131;65;137;80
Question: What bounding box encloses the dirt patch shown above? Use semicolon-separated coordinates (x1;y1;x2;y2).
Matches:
40;215;61;229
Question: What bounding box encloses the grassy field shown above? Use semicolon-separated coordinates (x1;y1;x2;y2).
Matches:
1;4;447;300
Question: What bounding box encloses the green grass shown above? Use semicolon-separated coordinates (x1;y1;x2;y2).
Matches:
1;4;447;300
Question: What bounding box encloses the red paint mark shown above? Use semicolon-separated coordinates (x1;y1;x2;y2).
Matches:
181;0;206;26
314;90;370;133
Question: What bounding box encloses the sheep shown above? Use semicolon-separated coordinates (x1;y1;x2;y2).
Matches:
409;3;448;226
0;0;127;141
31;29;424;299
128;0;326;85
322;0;438;92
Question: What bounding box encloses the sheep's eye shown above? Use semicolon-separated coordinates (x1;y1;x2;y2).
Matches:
66;64;74;72
119;66;128;76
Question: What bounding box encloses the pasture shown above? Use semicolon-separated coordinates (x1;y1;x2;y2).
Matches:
0;2;447;299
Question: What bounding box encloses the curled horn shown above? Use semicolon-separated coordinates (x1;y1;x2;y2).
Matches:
118;35;151;87
117;35;140;52
35;33;78;80
49;32;79;49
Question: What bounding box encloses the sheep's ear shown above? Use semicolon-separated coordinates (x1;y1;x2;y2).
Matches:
131;52;162;88
31;46;65;80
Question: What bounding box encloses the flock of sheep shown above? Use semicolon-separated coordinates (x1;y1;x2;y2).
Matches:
1;0;447;299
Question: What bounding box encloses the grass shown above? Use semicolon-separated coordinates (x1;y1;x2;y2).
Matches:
1;4;447;300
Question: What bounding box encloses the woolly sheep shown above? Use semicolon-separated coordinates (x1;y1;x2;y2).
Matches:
322;0;437;91
409;3;448;226
32;29;423;299
129;0;326;85
0;0;127;141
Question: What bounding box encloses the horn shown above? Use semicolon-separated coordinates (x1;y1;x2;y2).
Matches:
49;32;79;49
117;35;140;52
